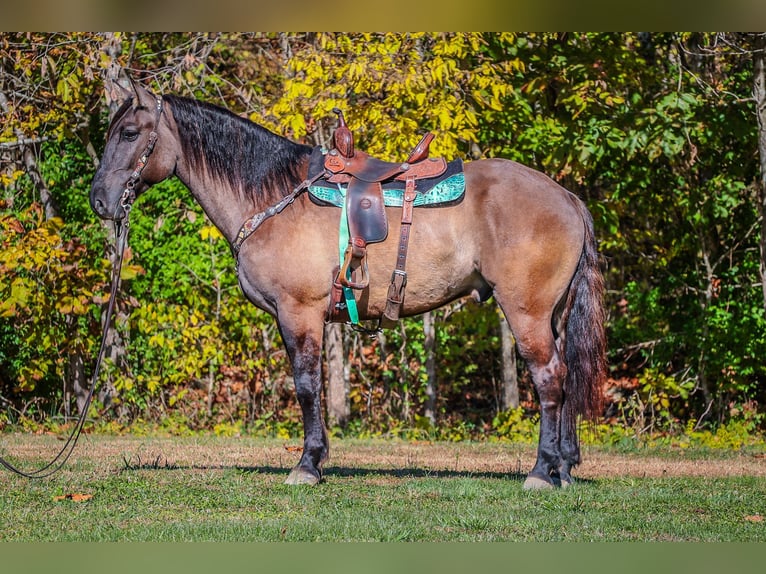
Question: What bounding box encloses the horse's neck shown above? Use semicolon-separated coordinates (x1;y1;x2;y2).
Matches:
208;187;251;243
174;150;308;245
165;103;310;244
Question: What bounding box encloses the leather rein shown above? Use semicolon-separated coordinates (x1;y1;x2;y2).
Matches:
0;97;163;478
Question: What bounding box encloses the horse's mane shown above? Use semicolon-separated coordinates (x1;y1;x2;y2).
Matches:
165;95;312;203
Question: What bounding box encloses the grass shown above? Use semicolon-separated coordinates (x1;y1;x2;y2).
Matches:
1;434;764;541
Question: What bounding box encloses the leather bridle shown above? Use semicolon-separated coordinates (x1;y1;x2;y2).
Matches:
117;95;164;218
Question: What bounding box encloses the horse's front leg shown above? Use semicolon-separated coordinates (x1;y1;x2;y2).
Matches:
278;313;329;485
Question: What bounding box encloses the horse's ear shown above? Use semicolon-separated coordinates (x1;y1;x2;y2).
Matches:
127;76;159;110
126;74;143;107
107;78;134;108
107;73;156;109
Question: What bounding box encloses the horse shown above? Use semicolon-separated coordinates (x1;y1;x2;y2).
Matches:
90;80;606;489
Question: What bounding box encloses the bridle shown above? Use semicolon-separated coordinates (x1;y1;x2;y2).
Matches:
117;95;164;219
0;96;164;478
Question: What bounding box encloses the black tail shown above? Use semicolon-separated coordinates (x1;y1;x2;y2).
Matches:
563;201;607;421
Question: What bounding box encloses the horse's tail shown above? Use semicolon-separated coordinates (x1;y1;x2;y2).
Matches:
563;199;607;422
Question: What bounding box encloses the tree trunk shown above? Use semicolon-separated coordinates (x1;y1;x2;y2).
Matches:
498;308;519;411
753;34;766;314
423;311;437;423
67;339;88;416
696;239;716;419
94;32;126;412
324;322;350;426
20;146;58;220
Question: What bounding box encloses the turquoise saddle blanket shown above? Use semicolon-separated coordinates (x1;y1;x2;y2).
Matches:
308;158;466;208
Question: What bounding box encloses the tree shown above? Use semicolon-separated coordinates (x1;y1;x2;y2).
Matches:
498;309;519;410
324;323;350;427
748;34;766;314
2;32;764;434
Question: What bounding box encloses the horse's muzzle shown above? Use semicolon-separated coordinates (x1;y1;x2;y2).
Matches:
90;193;127;221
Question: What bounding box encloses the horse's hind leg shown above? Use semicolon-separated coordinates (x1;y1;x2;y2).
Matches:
277;311;329;485
551;310;580;488
557;403;579;487
500;307;567;489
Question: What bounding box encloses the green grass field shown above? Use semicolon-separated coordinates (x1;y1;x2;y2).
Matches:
1;434;764;542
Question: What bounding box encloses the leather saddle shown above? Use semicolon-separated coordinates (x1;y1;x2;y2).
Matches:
324;108;447;297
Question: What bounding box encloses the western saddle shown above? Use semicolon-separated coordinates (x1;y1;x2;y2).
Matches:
323;108;448;326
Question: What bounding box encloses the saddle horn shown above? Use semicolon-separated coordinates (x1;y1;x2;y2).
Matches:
332;108;354;158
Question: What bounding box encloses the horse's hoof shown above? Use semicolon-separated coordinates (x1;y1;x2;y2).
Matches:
523;475;555;490
284;467;321;486
560;477;573;489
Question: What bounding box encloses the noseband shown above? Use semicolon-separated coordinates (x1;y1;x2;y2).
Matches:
118;95;164;218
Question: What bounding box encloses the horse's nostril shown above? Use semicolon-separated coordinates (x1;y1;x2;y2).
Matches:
91;196;111;219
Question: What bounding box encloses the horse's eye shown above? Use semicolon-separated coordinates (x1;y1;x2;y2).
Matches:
122;129;139;142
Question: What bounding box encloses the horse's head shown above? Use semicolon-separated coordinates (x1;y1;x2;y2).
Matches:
90;80;176;220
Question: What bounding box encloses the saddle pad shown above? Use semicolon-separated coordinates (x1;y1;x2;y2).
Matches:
309;172;465;209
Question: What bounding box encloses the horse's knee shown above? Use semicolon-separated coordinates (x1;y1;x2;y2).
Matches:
294;376;320;403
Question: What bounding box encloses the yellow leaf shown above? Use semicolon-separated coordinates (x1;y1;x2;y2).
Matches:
201;225;222;241
289;114;306;137
54;493;93;502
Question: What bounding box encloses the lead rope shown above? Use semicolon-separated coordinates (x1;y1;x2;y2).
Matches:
0;201;131;478
0;96;163;478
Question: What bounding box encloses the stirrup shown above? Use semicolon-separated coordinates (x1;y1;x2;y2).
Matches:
338;240;369;290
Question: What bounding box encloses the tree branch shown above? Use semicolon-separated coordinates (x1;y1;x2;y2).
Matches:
0;88;58;219
0;137;50;148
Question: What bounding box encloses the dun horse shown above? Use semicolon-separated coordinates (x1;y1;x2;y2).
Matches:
90;81;606;489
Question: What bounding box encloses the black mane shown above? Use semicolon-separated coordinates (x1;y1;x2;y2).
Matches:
165;95;312;203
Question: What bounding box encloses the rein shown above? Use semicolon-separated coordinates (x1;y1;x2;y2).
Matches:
0;208;131;478
0;98;162;478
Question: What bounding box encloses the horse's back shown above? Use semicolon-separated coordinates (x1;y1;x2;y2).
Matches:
463;158;585;240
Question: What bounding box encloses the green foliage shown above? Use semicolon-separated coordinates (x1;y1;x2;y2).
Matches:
608;368;697;435
0;202;109;397
491;407;539;443
2;32;765;439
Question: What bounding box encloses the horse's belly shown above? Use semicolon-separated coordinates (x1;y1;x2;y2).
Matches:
358;204;484;318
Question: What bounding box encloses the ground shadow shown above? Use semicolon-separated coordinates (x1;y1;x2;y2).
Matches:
118;459;596;486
